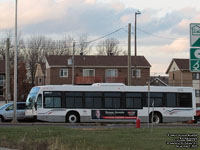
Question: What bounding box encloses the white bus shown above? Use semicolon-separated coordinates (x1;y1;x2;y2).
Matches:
25;83;196;123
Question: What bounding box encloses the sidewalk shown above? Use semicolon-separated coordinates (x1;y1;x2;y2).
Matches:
0;148;18;150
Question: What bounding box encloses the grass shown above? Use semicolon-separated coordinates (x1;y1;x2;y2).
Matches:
0;126;199;150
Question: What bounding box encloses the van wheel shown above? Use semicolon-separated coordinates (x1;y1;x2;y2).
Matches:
149;113;161;124
66;113;80;123
0;116;4;123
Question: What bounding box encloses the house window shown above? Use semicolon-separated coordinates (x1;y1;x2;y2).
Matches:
195;90;200;97
132;69;141;78
105;69;118;77
83;69;95;77
0;75;4;86
193;73;200;80
39;78;42;83
60;69;68;77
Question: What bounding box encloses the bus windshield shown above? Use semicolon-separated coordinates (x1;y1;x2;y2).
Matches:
26;87;40;109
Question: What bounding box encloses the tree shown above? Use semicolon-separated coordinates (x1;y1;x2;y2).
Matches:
25;35;75;86
77;34;90;55
25;35;45;86
96;38;121;56
52;36;74;55
0;30;25;65
0;30;12;60
10;62;32;101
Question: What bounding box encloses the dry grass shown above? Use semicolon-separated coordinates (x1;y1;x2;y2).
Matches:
0;126;199;150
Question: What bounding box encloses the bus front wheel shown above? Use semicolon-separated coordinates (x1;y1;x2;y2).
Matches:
149;113;162;124
66;112;80;123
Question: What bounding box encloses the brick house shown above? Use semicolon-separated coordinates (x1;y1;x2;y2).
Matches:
166;58;200;106
0;59;5;102
44;55;151;86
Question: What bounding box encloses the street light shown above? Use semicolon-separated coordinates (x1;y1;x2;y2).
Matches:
134;10;141;85
134;10;141;57
72;42;75;85
13;0;18;123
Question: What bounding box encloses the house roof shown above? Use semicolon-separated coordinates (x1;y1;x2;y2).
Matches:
35;63;44;77
150;76;168;86
0;60;5;73
166;58;189;74
46;55;151;67
38;62;45;73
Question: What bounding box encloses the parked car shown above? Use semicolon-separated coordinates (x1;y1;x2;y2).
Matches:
0;102;33;122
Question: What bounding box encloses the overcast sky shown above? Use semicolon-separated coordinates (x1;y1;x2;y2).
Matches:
0;0;200;75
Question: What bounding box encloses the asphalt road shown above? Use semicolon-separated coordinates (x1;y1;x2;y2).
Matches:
0;122;199;128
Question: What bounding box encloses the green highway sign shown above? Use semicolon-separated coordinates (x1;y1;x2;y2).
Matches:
190;23;200;47
190;48;200;72
190;60;200;72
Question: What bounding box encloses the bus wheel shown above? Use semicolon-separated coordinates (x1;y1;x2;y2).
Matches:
66;112;80;123
150;113;162;124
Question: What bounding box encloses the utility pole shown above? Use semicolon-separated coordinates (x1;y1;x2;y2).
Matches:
147;80;150;128
134;11;141;85
5;38;10;104
128;23;131;86
72;42;75;85
13;0;18;123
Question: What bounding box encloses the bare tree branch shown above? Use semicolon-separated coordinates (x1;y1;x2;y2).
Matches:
96;38;121;56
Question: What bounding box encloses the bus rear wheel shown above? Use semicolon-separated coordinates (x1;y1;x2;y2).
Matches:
149;113;162;124
66;112;80;123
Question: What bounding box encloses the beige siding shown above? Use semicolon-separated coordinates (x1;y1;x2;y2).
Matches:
45;68;51;85
168;70;192;87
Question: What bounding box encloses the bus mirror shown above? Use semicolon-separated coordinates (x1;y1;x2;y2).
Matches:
29;99;32;103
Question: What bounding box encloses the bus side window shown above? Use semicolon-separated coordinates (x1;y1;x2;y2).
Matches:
166;93;176;107
85;92;102;109
65;92;83;108
104;92;121;109
125;93;142;109
37;94;42;109
145;93;163;107
177;93;192;107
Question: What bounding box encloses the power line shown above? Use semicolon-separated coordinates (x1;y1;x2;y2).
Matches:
59;26;127;49
122;28;134;35
86;26;126;44
136;28;187;41
123;26;187;41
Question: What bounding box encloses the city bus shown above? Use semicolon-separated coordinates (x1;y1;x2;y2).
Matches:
25;83;196;123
